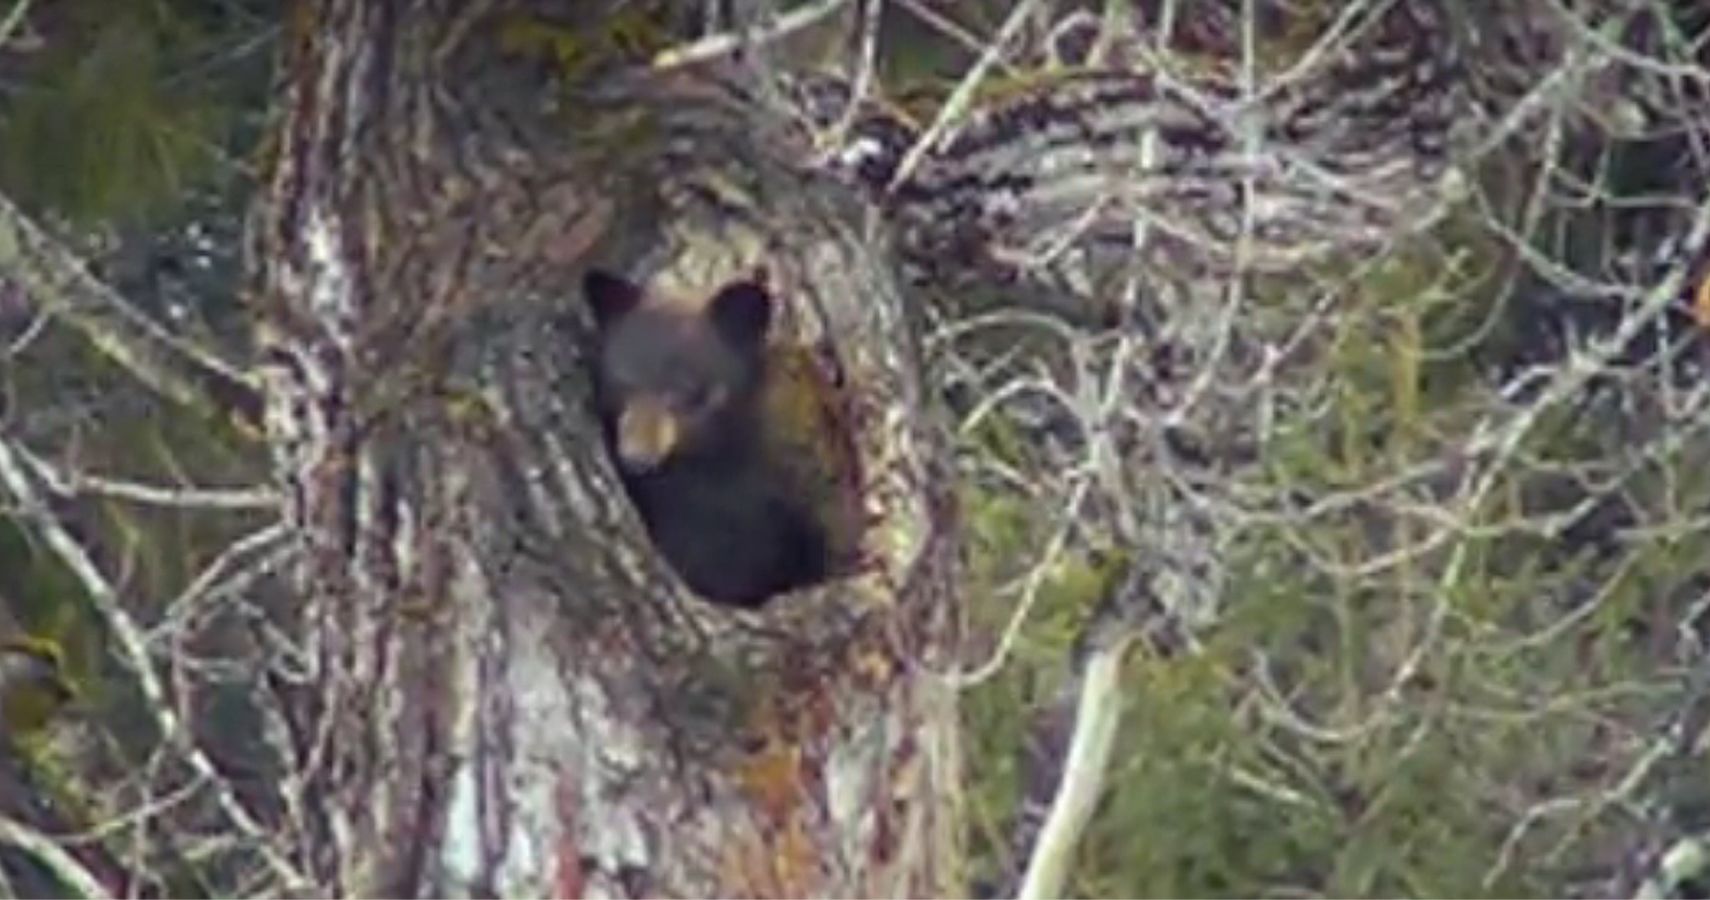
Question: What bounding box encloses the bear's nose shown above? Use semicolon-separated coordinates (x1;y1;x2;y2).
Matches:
616;396;679;471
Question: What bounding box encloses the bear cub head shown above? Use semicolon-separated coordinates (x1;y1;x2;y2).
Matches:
583;269;772;472
582;268;828;607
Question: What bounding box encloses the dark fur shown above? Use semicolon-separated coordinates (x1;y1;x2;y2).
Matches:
584;270;828;607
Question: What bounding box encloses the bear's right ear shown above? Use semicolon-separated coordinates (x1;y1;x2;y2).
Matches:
707;280;772;347
583;269;641;327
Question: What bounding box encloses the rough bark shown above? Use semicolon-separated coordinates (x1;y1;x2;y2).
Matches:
7;1;1706;897
253;2;959;896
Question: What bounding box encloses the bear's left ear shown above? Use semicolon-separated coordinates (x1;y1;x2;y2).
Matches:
707;281;772;347
583;269;642;327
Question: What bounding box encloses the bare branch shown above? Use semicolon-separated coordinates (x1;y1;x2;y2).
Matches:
0;434;310;894
0;814;112;900
0;193;263;431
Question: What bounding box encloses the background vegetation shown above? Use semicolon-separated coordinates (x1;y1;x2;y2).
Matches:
2;1;1708;897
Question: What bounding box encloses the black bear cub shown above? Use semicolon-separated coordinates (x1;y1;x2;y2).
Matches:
583;269;829;607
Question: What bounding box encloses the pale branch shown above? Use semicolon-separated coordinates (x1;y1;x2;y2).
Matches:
651;0;849;70
784;1;1462;293
886;0;1047;190
10;440;277;511
821;0;881;147
1015;633;1132;900
892;0;1021;75
0;814;113;900
2;294;50;356
0;434;310;895
0;193;264;431
1009;561;1185;900
1637;832;1710;899
1459;191;1710;489
143;521;295;649
1484;668;1708;891
953;474;1093;689
787;1;1707;317
0;0;34;48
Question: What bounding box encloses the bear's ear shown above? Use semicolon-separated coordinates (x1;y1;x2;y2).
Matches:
583;269;641;327
707;280;772;347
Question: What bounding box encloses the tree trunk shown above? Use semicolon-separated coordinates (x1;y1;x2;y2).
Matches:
253;2;960;896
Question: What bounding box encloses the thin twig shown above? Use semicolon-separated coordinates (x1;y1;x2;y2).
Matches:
13;441;277;510
0;814;113;900
887;0;1045;190
0;436;312;894
652;0;849;70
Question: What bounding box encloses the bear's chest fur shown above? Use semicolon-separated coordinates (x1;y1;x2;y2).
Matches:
618;445;828;606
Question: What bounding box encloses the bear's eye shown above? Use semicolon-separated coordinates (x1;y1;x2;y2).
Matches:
681;383;717;410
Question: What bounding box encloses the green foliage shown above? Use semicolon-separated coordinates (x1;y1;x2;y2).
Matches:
953;196;1707;894
0;636;73;736
499;10;669;84
1079;656;1340;898
0;0;257;223
0;519;100;720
